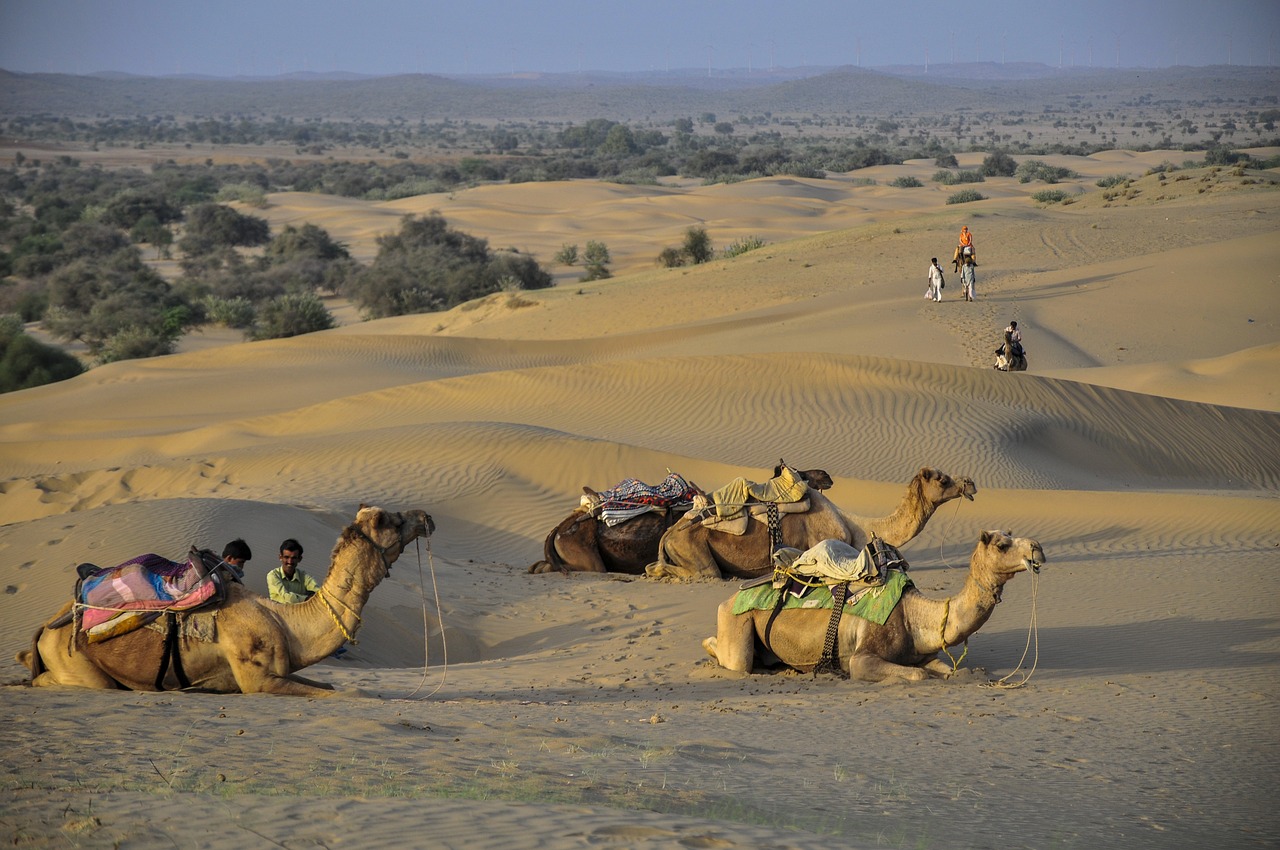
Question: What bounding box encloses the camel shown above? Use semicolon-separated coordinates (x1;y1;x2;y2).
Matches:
528;462;834;575
647;467;976;581
17;506;433;696
702;529;1045;682
994;331;1028;372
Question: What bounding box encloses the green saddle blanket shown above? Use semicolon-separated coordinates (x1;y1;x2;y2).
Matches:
732;569;912;626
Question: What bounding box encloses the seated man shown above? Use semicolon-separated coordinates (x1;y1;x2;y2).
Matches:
267;538;318;604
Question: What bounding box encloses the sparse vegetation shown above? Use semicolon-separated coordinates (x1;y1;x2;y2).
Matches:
0;314;83;392
722;236;766;258
946;189;987;204
889;176;923;188
1030;189;1070;204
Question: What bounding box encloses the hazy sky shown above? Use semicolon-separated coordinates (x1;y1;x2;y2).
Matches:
1;0;1277;77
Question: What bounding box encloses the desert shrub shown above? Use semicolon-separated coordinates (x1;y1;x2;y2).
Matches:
0;319;84;392
348;213;551;319
97;325;178;363
934;154;959;168
946;189;987;204
490;250;554;290
890;176;923;188
979;150;1018;177
1095;174;1131;188
43;249;195;355
722;236;766;259
0;280;48;322
264;224;349;264
933;170;984;185
1015;160;1077;184
253;291;335;340
178;203;270;255
657;247;686;268
1030;189;1069;204
580;240;612;281
683;226;713;264
554;244;579;266
214;182;269;208
1204;146;1248;166
202;295;256;329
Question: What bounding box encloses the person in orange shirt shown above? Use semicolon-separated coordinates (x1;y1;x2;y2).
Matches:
958;225;974;259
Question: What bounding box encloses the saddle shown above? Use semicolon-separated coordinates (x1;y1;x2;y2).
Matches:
689;465;810;528
74;547;238;643
581;472;701;526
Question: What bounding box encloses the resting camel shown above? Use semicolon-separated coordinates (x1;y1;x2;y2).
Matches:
647;467;976;580
528;462;834;575
17;506;433;696
702;529;1044;682
994;331;1027;372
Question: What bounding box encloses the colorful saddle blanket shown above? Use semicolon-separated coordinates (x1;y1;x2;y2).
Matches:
731;569;913;626
583;472;701;525
78;548;229;642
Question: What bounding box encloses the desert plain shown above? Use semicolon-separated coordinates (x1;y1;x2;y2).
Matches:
1;142;1279;850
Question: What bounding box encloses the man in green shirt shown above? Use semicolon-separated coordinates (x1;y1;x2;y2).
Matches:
267;538;319;604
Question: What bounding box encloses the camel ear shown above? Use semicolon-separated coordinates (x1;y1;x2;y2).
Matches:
980;529;995;545
920;467;936;480
582;486;598;497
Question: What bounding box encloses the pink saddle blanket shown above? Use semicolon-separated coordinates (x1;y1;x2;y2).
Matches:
78;550;223;632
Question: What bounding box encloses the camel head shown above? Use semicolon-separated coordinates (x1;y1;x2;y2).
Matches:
339;506;434;582
917;467;977;504
973;530;1045;589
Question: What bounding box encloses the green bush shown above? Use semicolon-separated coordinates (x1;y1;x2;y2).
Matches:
580;241;612;281
722;236;766;259
1015;160;1077;184
1095;174;1131;188
980;150;1018;177
933;170;985;185
97;325;177;363
683;226;713;264
253;292;335;340
202;295;256;329
657;247;685;268
1030;189;1070;204
946;189;987;205
0;320;84;392
214;182;269;208
890;176;923;188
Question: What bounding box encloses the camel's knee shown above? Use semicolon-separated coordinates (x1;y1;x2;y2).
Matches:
528;561;554;574
702;636;719;660
15;650;32;671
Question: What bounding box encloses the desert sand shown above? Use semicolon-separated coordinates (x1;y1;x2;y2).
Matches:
2;149;1278;849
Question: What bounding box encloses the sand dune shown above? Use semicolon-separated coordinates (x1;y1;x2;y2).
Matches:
2;152;1278;849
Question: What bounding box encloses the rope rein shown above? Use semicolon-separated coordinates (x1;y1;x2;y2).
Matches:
982;568;1040;689
404;535;448;699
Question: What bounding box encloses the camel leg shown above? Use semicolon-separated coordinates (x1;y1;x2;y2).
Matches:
846;652;929;683
646;522;723;580
703;599;755;672
28;625;122;690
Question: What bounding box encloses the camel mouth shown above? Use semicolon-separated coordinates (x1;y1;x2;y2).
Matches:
1023;557;1042;574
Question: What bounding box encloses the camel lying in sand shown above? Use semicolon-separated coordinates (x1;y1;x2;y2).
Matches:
528;463;833;575
647;467;975;580
18;506;433;696
702;529;1044;682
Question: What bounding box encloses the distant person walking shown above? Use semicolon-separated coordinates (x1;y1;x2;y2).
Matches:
926;257;945;302
961;257;976;301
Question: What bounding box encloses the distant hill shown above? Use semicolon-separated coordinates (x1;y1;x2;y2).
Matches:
1;65;1276;122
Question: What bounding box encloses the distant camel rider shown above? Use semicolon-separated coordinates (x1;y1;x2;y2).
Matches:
958;225;976;264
